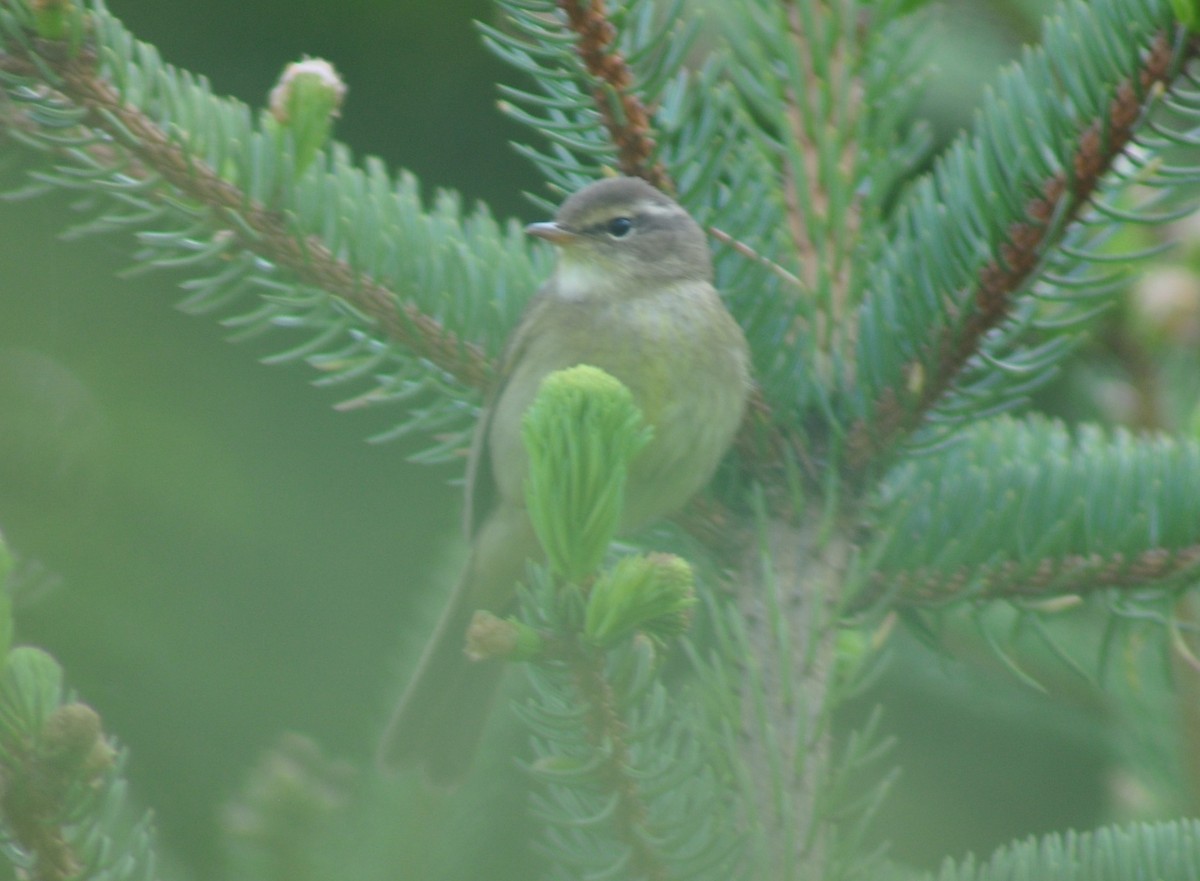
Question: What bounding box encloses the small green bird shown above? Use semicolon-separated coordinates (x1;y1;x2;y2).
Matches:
378;176;750;783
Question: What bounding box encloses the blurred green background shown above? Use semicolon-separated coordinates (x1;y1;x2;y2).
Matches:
3;0;1195;876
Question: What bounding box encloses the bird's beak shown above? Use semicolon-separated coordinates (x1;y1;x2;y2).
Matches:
525;221;578;245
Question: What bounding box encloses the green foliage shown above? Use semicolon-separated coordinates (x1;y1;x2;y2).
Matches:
480;0;695;197
718;0;930;392
2;0;1200;879
0;647;62;747
28;0;83;48
0;647;156;881
221;733;353;881
522;365;652;582
1170;0;1200;28
872;416;1200;599
852;0;1197;455
0;558;11;671
0;0;547;461
513;363;737;880
516;565;741;881
264;59;346;177
906;819;1200;881
584;553;696;648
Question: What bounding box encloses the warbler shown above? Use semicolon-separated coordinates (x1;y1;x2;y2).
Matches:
378;176;750;783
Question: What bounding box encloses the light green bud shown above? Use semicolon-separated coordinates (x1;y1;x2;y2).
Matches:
267;58;346;176
584;553;696;648
465;611;544;661
522;365;652;582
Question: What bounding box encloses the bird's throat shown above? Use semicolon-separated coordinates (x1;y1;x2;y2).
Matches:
553;258;625;302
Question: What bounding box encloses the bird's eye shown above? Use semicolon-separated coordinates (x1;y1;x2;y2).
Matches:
606;217;634;238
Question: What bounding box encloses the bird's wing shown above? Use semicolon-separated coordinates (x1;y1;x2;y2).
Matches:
462;288;548;540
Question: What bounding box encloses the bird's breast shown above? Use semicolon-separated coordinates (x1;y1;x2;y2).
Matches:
488;280;748;532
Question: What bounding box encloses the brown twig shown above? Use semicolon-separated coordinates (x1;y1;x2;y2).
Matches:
566;644;672;881
0;46;493;391
557;0;672;192
857;543;1200;609
780;1;821;287
780;0;864;355
848;31;1178;468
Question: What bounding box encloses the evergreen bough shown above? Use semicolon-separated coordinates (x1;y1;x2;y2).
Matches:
1;0;1200;878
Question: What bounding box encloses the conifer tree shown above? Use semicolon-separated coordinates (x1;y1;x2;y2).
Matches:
2;0;1200;878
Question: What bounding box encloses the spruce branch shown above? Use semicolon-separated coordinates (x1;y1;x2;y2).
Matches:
516;368;739;880
849;22;1186;467
0;542;197;881
0;647;156;881
7;0;1200;878
560;636;671;881
2;702;111;881
484;0;694;199
777;0;865;347
220;733;353;881
709;512;852;880
556;0;671;191
0;41;492;390
892;818;1200;881
721;0;927;401
862;416;1200;607
521;566;738;881
872;544;1200;607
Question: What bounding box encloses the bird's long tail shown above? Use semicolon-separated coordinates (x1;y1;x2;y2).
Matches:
376;560;506;785
378;509;536;784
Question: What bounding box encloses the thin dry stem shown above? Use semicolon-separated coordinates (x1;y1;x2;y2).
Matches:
709;225;805;289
